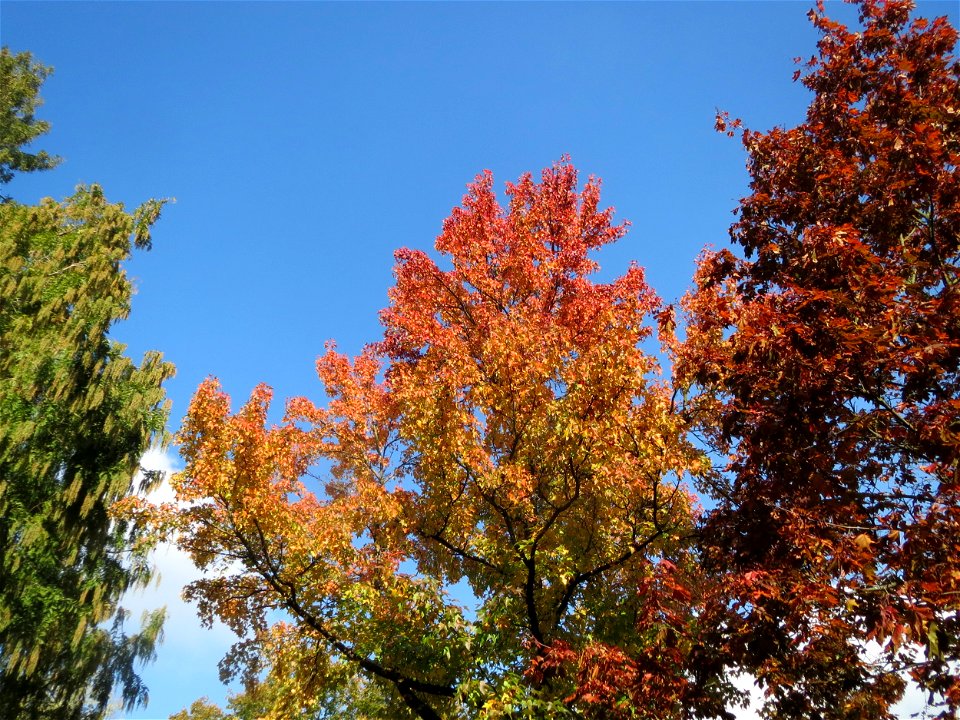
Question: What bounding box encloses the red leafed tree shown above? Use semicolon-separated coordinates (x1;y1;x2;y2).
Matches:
674;0;960;717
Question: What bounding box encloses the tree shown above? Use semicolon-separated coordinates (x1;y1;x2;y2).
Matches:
673;0;960;717
0;54;174;719
132;161;705;719
0;47;60;195
170;697;231;720
169;674;393;720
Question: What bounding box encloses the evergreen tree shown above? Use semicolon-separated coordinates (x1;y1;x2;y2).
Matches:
0;48;60;196
0;48;174;719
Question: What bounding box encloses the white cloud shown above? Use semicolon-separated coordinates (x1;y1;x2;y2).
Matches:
728;661;940;720
728;673;764;720
110;446;240;719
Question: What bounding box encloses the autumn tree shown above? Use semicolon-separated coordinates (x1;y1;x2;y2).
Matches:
673;0;960;717
0;53;174;719
134;161;705;719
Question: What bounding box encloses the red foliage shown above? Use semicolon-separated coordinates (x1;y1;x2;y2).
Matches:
675;1;960;717
525;558;740;720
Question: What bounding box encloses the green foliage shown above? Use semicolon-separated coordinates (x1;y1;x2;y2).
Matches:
169;673;395;720
170;698;230;720
0;185;175;718
0;52;175;719
0;47;60;194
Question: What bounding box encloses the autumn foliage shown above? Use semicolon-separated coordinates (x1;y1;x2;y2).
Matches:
133;162;706;719
675;0;960;717
144;1;960;718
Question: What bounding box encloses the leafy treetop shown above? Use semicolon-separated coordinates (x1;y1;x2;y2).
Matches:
675;0;960;717
0;48;173;720
0;47;60;194
131;161;704;720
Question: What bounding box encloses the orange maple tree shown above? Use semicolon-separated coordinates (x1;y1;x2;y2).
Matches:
673;0;960;718
131;162;704;719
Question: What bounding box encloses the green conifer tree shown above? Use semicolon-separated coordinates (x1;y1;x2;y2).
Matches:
0;48;174;719
0;48;60;196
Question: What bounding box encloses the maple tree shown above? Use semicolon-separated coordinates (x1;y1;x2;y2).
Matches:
133;161;706;719
0;51;172;719
672;0;960;717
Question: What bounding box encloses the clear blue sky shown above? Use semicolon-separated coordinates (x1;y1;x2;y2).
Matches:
2;1;957;718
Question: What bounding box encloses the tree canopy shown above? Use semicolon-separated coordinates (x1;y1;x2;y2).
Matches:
0;48;60;194
675;0;960;716
0;49;174;719
132;161;706;720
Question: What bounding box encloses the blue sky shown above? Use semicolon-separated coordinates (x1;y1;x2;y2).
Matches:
2;1;958;718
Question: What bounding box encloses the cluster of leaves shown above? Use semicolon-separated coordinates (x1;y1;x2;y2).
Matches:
674;0;960;717
0;47;60;193
0;50;173;720
156;1;959;718
138;161;707;720
169;673;393;720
